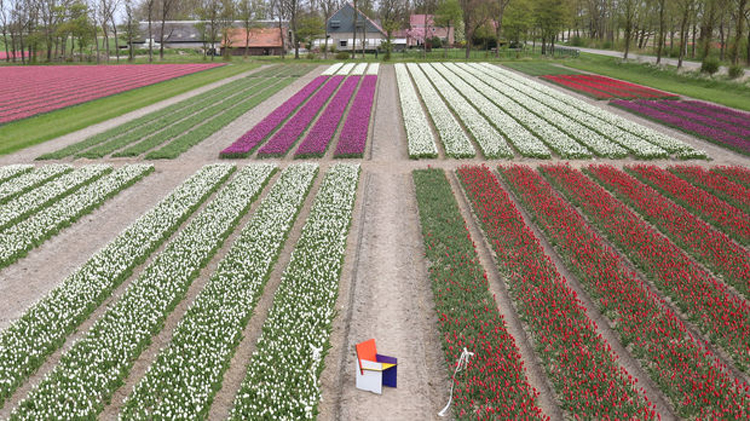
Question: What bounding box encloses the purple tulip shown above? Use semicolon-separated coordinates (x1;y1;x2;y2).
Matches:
612;100;750;155
220;76;328;158
294;76;360;158
636;100;750;139
676;101;750;130
256;76;344;157
334;75;377;158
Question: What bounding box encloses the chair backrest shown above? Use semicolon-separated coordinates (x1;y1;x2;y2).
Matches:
356;339;377;374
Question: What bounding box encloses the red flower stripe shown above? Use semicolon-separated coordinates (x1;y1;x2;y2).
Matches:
573;75;675;99
532;164;750;418
413;169;545;420
564;163;750;300
713;165;750;189
626;165;750;246
457;165;657;420
540;75;614;100
669;165;750;218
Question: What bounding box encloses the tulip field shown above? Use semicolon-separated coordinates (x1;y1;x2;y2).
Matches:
0;60;748;420
540;74;678;100
0;63;223;125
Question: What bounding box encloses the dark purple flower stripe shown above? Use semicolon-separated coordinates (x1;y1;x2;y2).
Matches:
612;99;750;155
257;76;344;157
676;101;750;130
294;76;360;158
219;75;327;158
638;100;750;139
334;75;378;158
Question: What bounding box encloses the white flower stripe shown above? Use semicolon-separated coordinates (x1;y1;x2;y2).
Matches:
0;164;71;204
406;63;475;158
350;63;368;75
0;164;234;409
336;63;355;75
0;165;111;233
420;63;513;158
10;164;273;420
0;164;151;271
477;63;707;158
120;163;317;420
448;63;592;159
394;63;438;158
366;63;380;75
430;63;551;158
321;63;343;75
230;164;360;420
0;165;33;185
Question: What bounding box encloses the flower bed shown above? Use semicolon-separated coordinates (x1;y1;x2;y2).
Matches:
457;165;656;419
334;75;377;158
670;165;750;214
121;164;316;420
407;63;475;158
421;64;513;158
0;164;233;409
522;164;749;418
413;168;545;419
0;165;33;184
541;74;677;100
257;76;344;157
612;100;750;156
394;64;438;158
0;64;223;124
295;77;360;158
0;164;71;204
713;165;750;188
230;164;359;420
0;164;152;270
220;75;327;158
11;164;273;419
626;164;750;245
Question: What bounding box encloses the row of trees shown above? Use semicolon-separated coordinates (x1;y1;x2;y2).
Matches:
1;0;747;64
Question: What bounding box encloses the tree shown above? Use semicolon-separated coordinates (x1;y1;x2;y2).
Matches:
159;0;177;60
379;0;408;60
122;0;137;61
296;10;323;51
621;0;640;59
459;0;491;58
318;0;339;58
237;0;258;58
490;0;511;57
434;0;461;57
145;0;154;61
731;0;747;64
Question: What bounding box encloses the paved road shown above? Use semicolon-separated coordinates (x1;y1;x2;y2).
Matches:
573;45;750;77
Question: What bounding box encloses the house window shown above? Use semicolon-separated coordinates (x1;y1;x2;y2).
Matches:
340;40;347;47
330;20;340;28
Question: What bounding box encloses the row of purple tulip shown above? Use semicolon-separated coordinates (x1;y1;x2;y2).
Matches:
334;75;377;158
219;76;327;158
638;100;750;139
680;100;750;128
612;99;750;155
294;76;361;158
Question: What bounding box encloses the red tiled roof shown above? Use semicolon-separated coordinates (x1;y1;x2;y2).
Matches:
223;27;285;48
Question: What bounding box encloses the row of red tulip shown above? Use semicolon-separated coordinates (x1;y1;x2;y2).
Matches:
583;164;750;300
413;168;545;420
456;165;657;420
713;165;750;188
626;165;749;246
670;165;750;215
525;163;749;418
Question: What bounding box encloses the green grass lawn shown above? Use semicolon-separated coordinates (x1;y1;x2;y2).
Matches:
503;61;582;76
563;53;750;111
0;62;260;156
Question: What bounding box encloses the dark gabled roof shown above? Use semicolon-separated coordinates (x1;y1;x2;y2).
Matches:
327;3;385;36
135;20;283;43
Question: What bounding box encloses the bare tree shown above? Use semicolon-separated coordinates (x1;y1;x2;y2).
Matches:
146;0;154;61
159;0;177;59
237;0;257;57
492;0;511;57
318;0;339;58
379;0;407;60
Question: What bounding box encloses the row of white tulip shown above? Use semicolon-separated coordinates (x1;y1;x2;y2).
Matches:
419;64;513;158
445;63;592;159
452;63;630;158
472;64;669;159
430;63;552;158
350;63;368;75
0;164;234;409
466;64;670;159
0;164;110;232
406;63;476;158
394;63;439;158
0;164;152;272
230;164;360;420
10;164;272;420
120;163;317;420
0;164;71;204
320;63;343;75
336;63;356;75
366;63;380;75
477;63;707;158
0;165;33;185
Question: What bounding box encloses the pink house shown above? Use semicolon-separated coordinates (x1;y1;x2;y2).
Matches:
407;14;455;47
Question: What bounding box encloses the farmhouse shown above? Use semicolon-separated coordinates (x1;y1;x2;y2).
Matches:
325;2;386;52
221;27;287;56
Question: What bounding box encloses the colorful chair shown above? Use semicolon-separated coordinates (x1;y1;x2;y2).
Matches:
355;339;397;394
